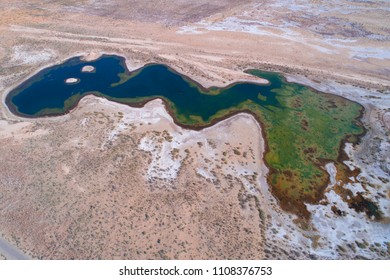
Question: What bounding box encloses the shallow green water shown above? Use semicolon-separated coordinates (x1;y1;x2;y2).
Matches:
6;55;365;216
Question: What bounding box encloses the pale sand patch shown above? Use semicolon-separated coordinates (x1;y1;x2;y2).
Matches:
81;65;95;72
159;54;269;87
383;112;390;131
81;51;101;61
325;163;337;187
65;78;79;84
11;45;55;65
0;120;49;140
0;46;5;62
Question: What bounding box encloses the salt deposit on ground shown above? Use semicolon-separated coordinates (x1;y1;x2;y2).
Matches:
11;46;55;65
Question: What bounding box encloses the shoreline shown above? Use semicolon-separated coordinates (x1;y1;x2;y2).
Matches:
3;53;367;218
4;52;366;122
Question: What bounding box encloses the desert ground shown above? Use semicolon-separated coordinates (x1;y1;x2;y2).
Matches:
0;0;389;259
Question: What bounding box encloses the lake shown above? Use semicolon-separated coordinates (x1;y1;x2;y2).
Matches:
6;54;365;217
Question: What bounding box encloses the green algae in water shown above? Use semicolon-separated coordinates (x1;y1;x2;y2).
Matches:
248;70;364;214
6;55;365;216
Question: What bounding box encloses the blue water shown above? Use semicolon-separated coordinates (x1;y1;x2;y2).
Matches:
7;55;282;123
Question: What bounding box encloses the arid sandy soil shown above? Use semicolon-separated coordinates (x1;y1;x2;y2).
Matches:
0;0;389;259
0;97;269;259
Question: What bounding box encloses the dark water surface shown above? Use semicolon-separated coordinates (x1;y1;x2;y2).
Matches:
7;55;281;120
